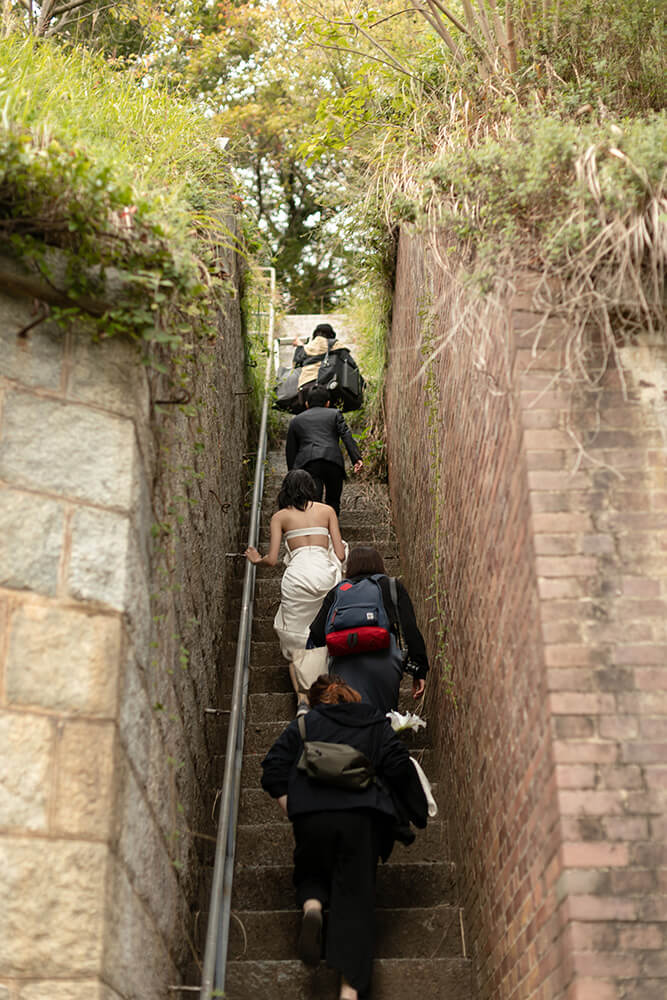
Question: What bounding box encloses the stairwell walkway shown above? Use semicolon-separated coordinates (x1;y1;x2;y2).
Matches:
220;446;472;998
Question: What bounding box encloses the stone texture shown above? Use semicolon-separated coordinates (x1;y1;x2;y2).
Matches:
118;653;152;777
102;859;177;1000
0;391;136;510
115;755;181;945
67;507;134;610
53;720;116;838
6;603;121;716
0;300;64;390
17;981;112;1000
0;489;64;596
68;332;149;420
0;838;106;976
0;712;53;832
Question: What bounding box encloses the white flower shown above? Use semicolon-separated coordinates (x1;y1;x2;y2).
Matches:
386;710;426;734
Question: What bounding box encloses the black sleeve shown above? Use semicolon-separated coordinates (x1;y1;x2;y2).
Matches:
381;579;429;679
308;586;337;646
292;346;307;367
377;724;428;828
335;410;362;465
285;417;298;470
261;720;301;798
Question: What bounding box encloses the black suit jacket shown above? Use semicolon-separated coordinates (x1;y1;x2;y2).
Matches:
286;406;361;472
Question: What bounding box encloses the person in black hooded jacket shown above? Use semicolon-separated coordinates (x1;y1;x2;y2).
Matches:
261;674;427;1000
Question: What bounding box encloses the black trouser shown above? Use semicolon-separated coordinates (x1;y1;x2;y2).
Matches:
304;459;344;517
293;809;380;997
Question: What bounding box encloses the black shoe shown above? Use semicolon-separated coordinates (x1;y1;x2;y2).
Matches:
298;908;322;966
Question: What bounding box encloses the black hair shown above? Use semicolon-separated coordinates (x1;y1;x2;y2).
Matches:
277;469;317;511
346;546;386;577
307;385;330;408
313;323;336;341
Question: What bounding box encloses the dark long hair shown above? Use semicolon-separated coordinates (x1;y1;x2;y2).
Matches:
346;546;385;578
277;469;317;511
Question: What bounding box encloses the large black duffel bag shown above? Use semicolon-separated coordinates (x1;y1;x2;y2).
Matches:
274;366;302;412
317;348;365;411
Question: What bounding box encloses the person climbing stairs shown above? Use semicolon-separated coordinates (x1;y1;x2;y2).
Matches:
220;450;472;998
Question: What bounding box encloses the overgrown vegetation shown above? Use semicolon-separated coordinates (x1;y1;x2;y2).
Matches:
0;36;239;345
299;0;665;388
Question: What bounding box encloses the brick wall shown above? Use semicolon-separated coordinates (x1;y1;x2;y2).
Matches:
0;233;248;999
385;228;667;1000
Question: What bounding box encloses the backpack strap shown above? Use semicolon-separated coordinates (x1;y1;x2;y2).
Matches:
387;577;406;652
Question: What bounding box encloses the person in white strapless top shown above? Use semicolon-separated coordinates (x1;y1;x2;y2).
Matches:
245;470;347;702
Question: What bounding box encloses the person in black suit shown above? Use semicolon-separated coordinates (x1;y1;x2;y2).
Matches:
286;385;363;516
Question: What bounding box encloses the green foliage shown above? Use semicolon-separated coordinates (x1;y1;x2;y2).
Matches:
0;35;238;344
422;110;667;270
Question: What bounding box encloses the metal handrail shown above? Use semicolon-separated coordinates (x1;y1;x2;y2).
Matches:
201;266;276;1000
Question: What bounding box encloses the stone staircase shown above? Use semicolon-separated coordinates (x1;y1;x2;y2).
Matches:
214;448;472;999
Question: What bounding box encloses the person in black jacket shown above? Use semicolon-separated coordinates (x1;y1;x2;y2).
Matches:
261;674;427;1000
308;546;429;713
286;385;362;516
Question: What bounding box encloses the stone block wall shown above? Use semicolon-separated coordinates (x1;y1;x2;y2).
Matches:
385;228;666;1000
0;234;248;999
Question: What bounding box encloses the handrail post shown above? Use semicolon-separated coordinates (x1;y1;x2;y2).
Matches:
200;266;276;999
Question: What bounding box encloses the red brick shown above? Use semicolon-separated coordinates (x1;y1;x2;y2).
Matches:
599;716;639;740
555;764;596;788
566;895;638;921
539;578;585;599
522;409;561;429
533;513;594;533
644;765;667;789
558;790;624;816
552;740;618;764
572;951;639;977
602;816;649;840
618;925;664;950
640;716;667;738
565;977;619;1000
550;692;616;714
598;764;643;789
613;644;667;665
529;470;592;491
525;429;574;450
622;576;661;598
537;556;599;577
547;668;593;691
622;742;667;764
526;450;568;470
534;534;579;556
561;842;629;867
545;646;599;668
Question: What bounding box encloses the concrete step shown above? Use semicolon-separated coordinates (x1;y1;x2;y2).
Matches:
224;956;471;999
248;691;298;723
231;861;457;911
226;904;463;961
235;817;447;866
